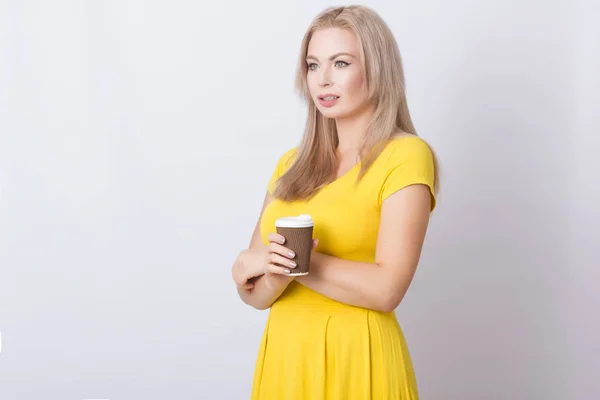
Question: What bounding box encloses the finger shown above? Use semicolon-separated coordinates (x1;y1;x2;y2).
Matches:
267;232;286;245
269;253;297;269
266;263;293;275
243;282;254;290
268;242;295;259
232;274;245;286
312;238;319;250
236;278;251;287
234;272;259;287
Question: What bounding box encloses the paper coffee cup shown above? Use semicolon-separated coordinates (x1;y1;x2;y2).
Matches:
275;214;314;276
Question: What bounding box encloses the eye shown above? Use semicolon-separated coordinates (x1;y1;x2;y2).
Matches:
335;60;350;68
308;63;318;71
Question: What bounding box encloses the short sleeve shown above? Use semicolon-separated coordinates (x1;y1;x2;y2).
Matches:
267;148;297;195
379;137;437;211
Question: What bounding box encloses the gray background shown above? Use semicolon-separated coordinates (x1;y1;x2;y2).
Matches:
1;0;598;399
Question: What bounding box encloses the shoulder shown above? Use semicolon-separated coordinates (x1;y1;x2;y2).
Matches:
380;135;435;168
272;147;298;175
374;134;437;210
267;147;298;194
278;147;298;166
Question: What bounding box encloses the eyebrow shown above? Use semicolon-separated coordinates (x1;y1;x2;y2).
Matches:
306;52;356;61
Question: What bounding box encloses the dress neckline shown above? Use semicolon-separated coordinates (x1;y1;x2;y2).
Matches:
321;160;361;191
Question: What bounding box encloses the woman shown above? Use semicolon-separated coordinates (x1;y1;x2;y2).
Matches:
231;5;439;399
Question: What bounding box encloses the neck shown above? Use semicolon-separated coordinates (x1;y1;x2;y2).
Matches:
334;104;376;157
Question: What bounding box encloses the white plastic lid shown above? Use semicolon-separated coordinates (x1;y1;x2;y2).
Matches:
275;214;314;228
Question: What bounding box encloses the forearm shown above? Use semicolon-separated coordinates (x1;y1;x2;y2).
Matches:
296;252;411;312
237;274;294;310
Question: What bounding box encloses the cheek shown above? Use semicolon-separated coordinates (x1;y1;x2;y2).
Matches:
339;69;365;98
340;71;367;103
307;73;319;97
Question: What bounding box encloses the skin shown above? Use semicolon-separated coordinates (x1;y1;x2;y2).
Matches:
232;27;432;312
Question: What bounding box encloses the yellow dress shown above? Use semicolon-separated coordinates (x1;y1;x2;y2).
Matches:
251;136;437;400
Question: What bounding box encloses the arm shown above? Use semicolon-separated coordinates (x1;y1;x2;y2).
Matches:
296;184;432;312
235;191;295;310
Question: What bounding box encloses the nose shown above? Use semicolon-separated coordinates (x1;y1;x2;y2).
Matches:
318;66;332;87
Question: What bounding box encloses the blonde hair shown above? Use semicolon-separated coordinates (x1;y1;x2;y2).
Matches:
273;5;440;201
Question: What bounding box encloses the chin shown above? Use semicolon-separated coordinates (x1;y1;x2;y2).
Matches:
316;106;347;119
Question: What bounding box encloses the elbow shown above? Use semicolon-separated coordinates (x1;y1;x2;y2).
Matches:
247;294;273;311
372;265;414;312
252;302;271;311
374;286;406;313
238;290;271;311
244;297;272;311
376;296;401;313
365;291;399;313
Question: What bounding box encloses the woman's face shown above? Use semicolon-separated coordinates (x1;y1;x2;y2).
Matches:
306;28;370;120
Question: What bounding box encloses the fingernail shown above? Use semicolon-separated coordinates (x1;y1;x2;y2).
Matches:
289;251;295;258
289;261;297;267
279;237;285;244
284;269;291;274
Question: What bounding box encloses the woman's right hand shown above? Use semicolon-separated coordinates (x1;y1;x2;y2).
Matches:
232;233;298;290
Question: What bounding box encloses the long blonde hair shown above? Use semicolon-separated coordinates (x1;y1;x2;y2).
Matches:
273;5;440;201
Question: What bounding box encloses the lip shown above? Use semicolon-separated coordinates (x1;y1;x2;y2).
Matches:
318;93;340;100
318;93;340;107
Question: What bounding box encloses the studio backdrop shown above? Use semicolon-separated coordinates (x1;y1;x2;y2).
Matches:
0;1;598;399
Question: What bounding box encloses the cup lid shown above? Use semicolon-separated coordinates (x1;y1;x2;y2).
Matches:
275;214;314;228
